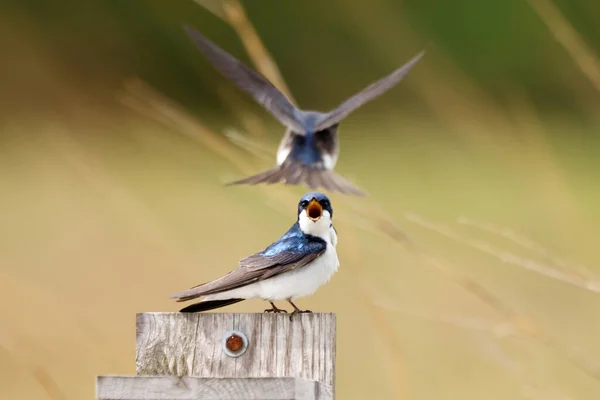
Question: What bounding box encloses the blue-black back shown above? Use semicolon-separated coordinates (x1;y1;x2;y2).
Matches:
260;222;326;259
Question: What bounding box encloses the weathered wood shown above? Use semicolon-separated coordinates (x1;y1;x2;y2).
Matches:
135;313;336;390
96;376;331;400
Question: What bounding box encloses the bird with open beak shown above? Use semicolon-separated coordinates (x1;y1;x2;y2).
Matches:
184;25;425;196
170;192;339;315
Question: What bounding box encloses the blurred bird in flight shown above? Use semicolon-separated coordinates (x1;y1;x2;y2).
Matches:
171;192;339;315
184;25;425;196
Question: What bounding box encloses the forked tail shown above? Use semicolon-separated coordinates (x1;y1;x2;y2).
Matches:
179;298;245;313
226;162;366;195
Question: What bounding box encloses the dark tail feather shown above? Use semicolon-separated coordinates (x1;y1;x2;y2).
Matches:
225;166;285;186
318;170;366;196
179;298;245;313
226;163;366;196
284;163;304;185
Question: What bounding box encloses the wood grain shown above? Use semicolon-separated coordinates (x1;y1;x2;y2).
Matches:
96;376;331;400
135;313;336;389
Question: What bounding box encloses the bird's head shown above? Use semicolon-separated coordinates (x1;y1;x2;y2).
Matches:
297;192;333;237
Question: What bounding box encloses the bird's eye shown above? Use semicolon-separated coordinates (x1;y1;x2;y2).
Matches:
321;200;329;207
300;200;309;208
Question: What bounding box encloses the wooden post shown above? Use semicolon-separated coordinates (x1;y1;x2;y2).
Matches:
96;313;336;400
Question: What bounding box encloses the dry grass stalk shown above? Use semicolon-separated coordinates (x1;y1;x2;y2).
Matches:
369;299;517;338
193;0;296;104
223;127;275;160
527;0;600;94
404;211;600;381
40;114;201;273
405;212;600;294
457;216;597;280
217;85;268;137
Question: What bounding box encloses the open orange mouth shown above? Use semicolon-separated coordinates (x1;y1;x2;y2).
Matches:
307;198;323;221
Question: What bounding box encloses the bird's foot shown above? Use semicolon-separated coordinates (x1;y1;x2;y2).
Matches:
289;309;312;321
286;299;312;321
264;307;288;313
264;302;288;314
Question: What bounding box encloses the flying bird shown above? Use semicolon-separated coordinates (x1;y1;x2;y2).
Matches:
170;192;339;315
184;25;425;196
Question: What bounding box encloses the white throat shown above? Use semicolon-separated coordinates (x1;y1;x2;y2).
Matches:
298;210;336;246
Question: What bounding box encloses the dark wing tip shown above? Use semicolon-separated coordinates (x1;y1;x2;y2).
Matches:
170;284;208;302
183;25;198;39
169;292;195;302
183;24;198;35
183;25;217;50
411;49;427;63
169;290;184;299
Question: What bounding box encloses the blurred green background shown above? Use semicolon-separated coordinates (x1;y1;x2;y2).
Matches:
1;0;600;399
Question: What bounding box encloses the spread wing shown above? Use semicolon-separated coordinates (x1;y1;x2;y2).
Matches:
184;26;306;133
314;50;425;131
170;228;326;302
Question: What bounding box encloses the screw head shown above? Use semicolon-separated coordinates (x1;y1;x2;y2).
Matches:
226;334;243;352
221;330;248;357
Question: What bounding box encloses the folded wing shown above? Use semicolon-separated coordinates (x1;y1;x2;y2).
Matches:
170;228;327;302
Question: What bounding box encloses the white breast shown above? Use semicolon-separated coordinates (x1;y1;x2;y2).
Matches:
205;226;339;302
257;241;339;301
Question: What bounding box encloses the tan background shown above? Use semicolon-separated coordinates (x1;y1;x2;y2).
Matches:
1;0;600;399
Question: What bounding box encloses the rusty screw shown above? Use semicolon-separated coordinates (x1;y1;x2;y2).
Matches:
221;330;248;357
225;334;243;352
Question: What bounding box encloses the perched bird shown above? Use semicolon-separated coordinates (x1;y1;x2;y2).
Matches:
170;192;339;315
184;25;425;196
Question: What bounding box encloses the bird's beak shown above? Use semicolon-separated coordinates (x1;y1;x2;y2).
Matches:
306;198;323;221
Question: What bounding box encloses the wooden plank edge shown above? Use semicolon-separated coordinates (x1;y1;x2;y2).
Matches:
96;375;333;400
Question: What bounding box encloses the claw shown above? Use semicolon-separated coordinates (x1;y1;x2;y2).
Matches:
289;309;312;321
264;307;288;313
264;301;288;314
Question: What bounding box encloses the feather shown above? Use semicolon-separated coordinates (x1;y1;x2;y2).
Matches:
226;162;366;196
184;26;305;133
315;50;425;131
